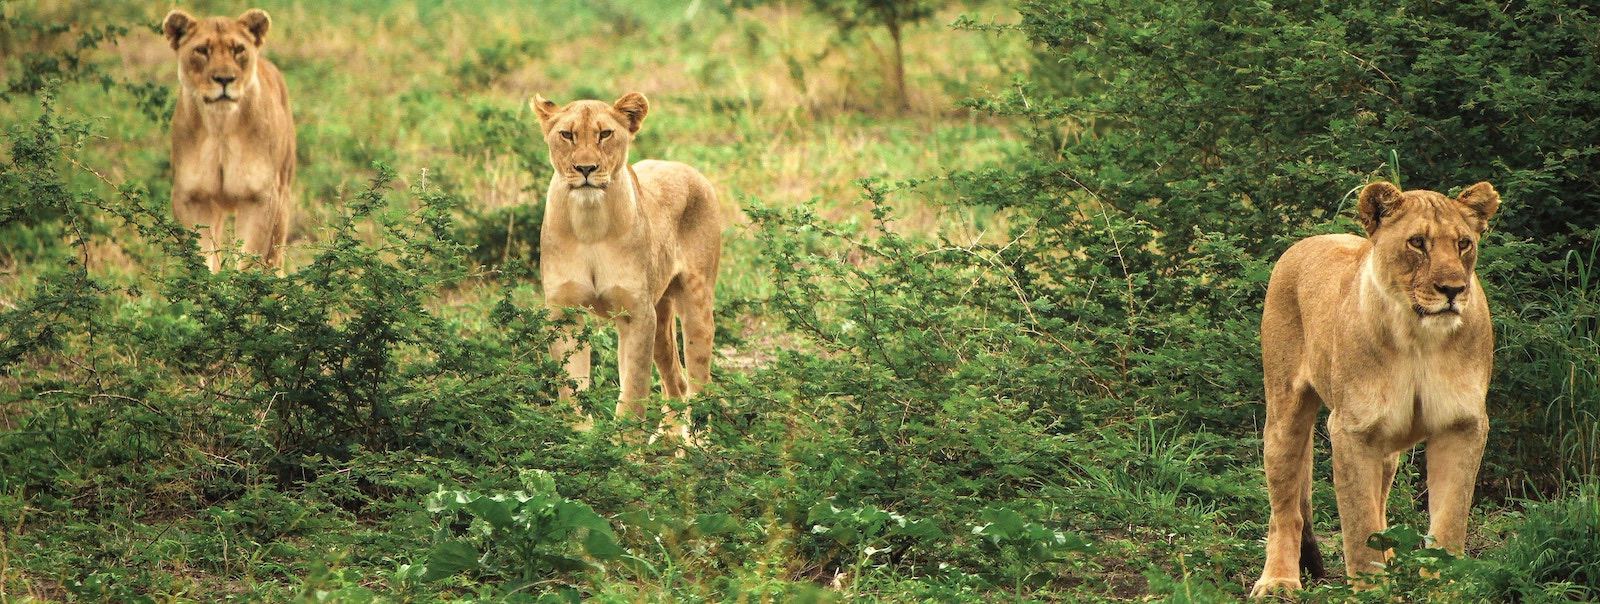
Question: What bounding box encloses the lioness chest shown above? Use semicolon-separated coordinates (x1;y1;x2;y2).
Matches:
541;238;664;315
173;114;280;207
1321;341;1487;446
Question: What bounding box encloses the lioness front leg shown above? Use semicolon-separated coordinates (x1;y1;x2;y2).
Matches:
609;296;656;420
545;281;597;401
1329;416;1391;585
237;196;289;272
549;310;593;398
174;196;225;273
1425;419;1487;554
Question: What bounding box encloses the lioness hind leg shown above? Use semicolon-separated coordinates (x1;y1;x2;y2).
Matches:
677;275;715;396
1298;430;1326;581
1253;386;1322;597
650;297;693;450
652;296;688;400
1379;451;1400;529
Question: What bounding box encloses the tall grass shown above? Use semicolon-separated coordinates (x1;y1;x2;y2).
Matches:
1547;239;1600;486
1490;233;1600;495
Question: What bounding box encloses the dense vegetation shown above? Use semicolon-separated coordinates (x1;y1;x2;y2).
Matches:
2;0;1596;601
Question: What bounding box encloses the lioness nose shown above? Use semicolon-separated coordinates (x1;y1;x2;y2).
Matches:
1435;283;1467;301
213;75;236;86
574;165;598;177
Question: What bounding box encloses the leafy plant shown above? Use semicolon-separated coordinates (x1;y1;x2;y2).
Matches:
968;506;1091;593
806;498;945;589
408;471;624;600
450;37;548;89
1480;485;1600;601
455;201;543;274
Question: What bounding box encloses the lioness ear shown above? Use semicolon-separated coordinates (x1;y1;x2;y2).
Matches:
1456;181;1500;232
531;94;560;131
238;9;271;47
163;10;196;50
613;92;649;133
1357;181;1403;235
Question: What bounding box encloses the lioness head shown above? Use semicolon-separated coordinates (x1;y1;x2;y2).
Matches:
162;9;272;106
531;93;649;191
1358;181;1500;326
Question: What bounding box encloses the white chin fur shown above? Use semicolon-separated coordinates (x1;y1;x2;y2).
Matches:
1419;312;1464;331
568;187;606;208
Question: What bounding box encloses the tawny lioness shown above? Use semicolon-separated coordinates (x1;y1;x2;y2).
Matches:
532;92;723;444
163;8;295;272
1251;181;1499;596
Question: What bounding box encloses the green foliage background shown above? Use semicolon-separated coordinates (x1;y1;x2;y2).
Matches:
1;0;1596;601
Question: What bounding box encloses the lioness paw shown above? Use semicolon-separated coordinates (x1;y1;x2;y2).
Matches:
1249;576;1302;599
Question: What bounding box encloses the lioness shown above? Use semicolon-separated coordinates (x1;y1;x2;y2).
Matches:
532;92;723;444
1251;181;1499;596
163;8;295;272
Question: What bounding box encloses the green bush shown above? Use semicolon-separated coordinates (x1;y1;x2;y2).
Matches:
1002;0;1599;252
455;201;543;273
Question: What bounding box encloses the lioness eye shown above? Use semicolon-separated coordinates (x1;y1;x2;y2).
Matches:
1408;236;1426;250
599;129;613;141
233;45;245;55
195;47;209;57
559;131;574;142
1458;238;1472;251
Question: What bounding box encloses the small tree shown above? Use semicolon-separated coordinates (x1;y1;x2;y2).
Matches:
817;0;943;110
747;0;945;111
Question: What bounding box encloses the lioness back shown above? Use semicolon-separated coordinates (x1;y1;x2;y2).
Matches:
634;160;716;216
633;160;722;255
1266;234;1367;309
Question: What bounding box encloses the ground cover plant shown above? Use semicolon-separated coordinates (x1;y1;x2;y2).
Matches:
2;0;1596;601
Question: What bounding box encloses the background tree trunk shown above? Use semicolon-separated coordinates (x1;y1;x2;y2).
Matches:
887;17;909;111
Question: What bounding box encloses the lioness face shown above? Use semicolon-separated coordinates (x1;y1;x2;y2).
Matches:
532;93;650;192
1358;182;1500;327
163;9;272;106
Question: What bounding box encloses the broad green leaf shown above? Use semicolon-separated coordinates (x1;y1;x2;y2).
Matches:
582;528;624;560
466;496;515;530
419;540;479;582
